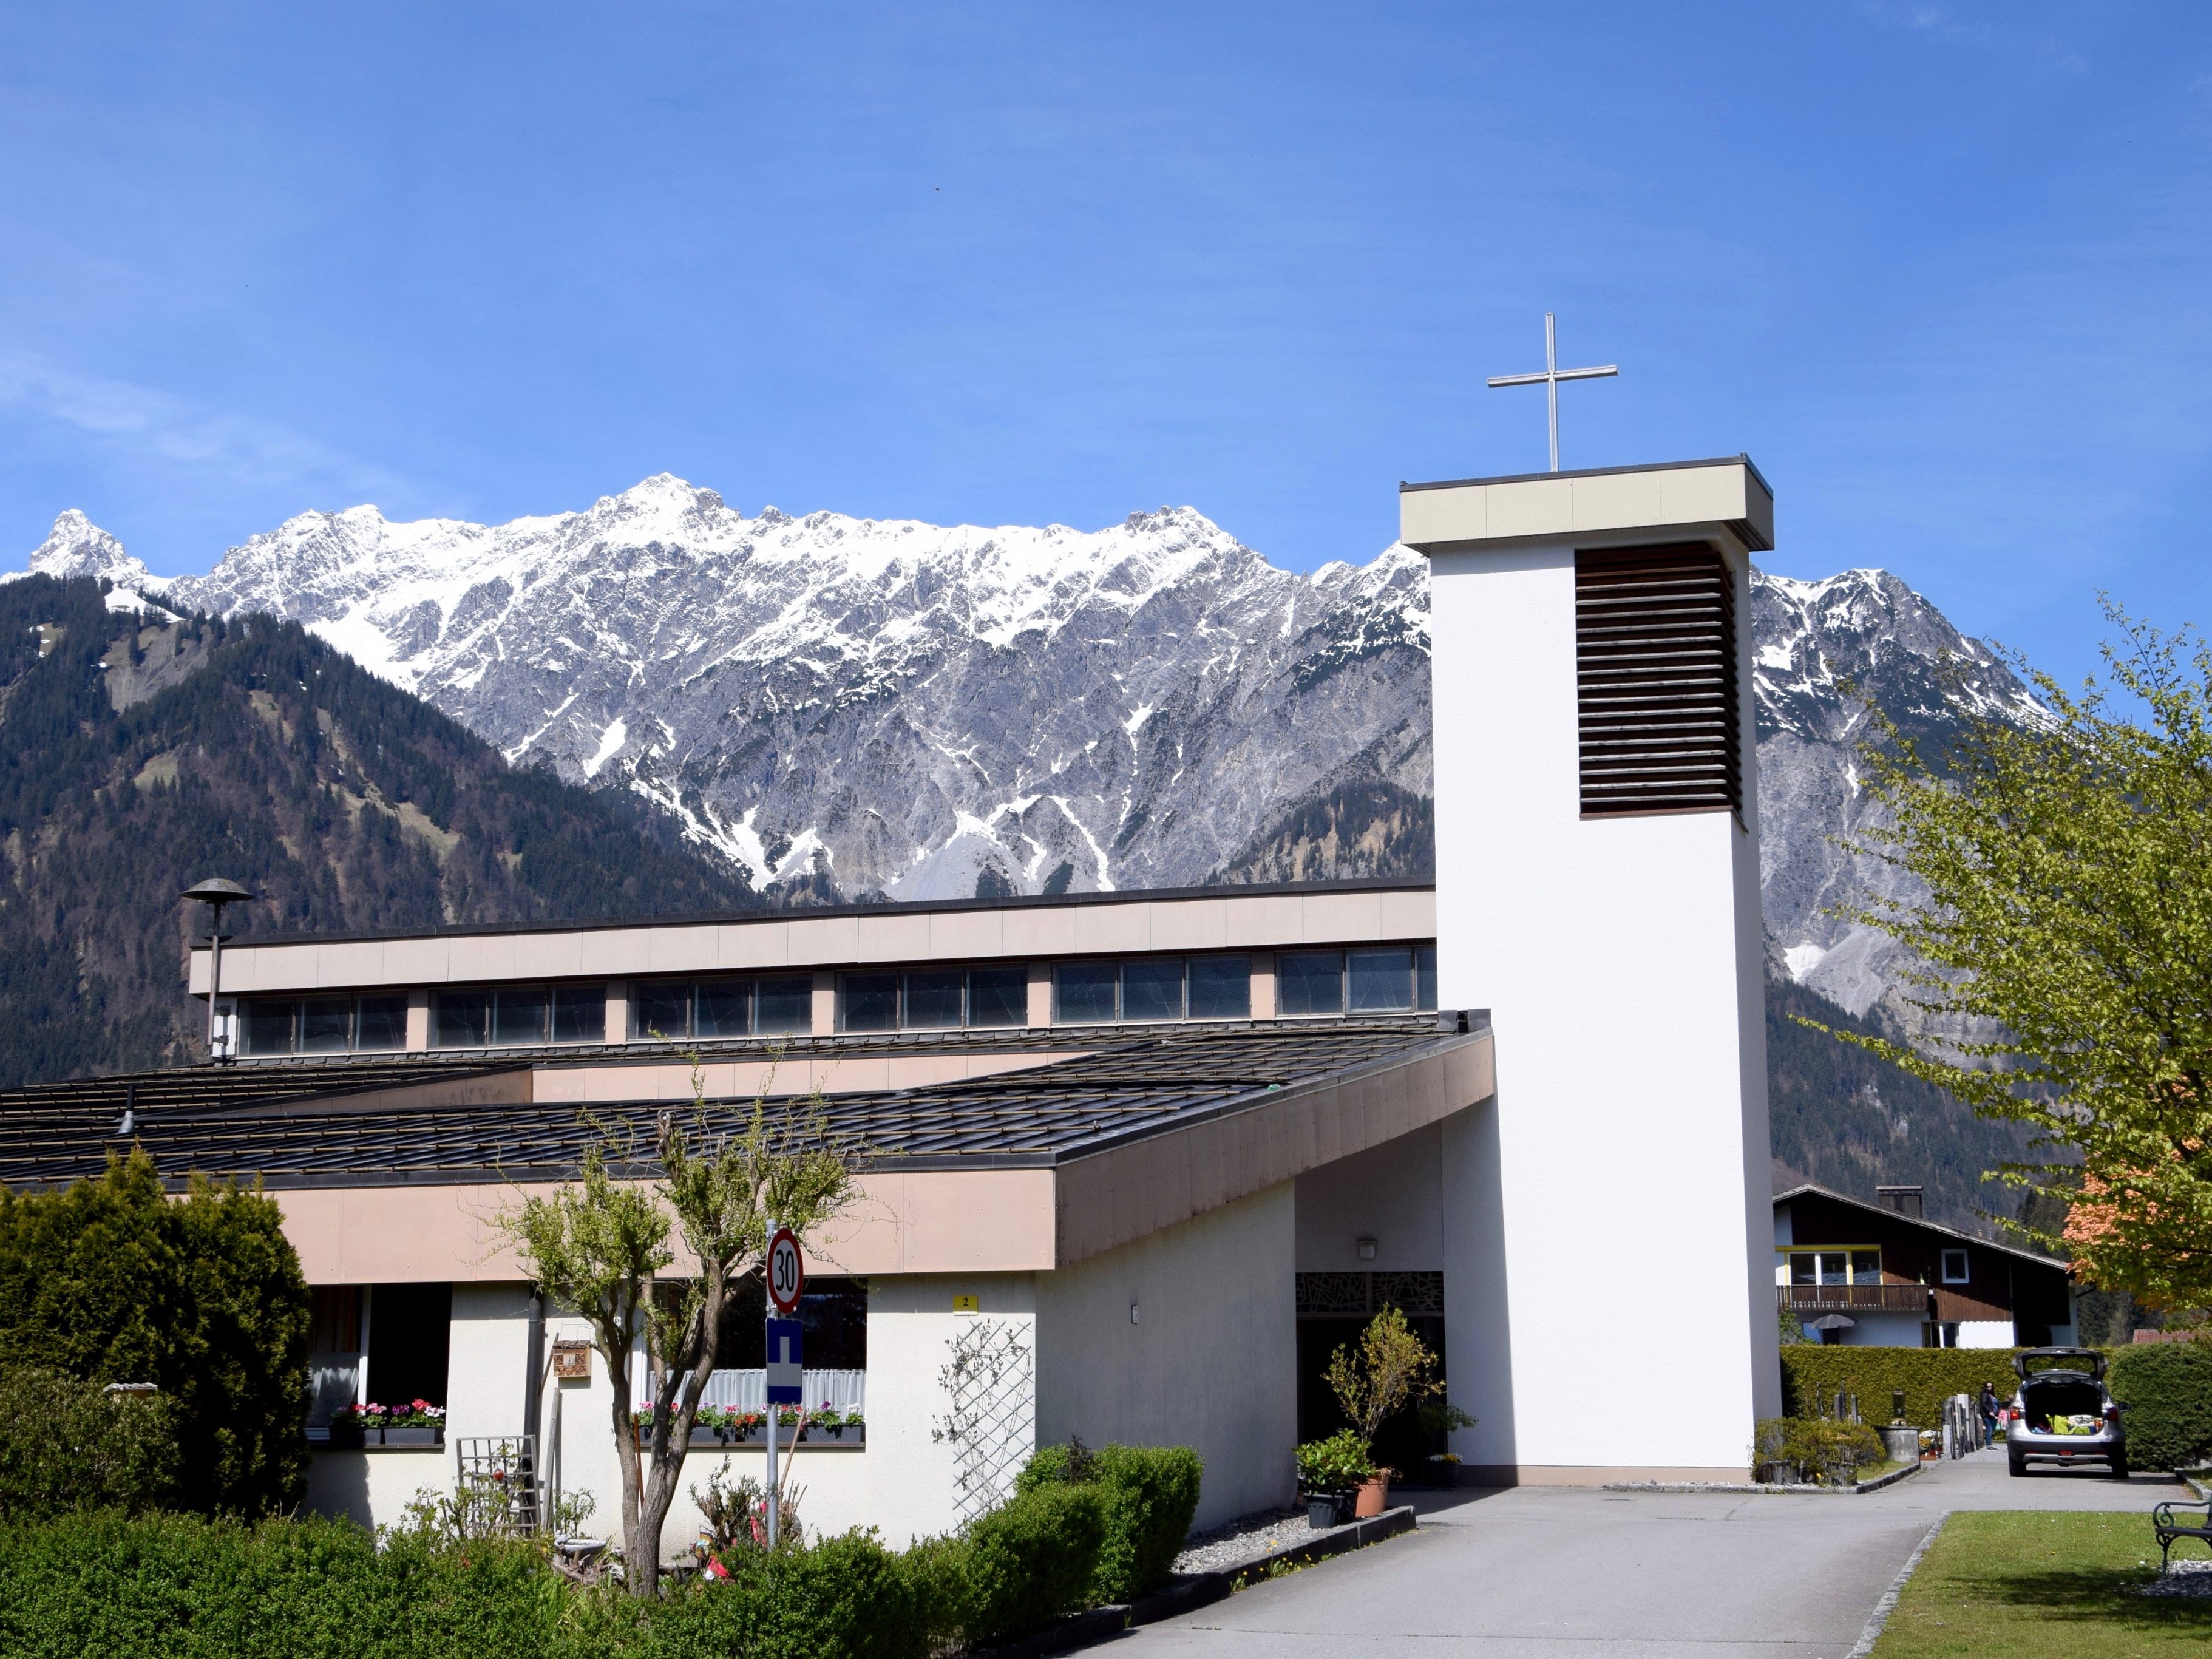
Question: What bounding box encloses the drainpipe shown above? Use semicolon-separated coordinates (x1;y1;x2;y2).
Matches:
525;1291;545;1438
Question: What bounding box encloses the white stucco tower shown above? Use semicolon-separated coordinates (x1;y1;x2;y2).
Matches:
1408;456;1782;1482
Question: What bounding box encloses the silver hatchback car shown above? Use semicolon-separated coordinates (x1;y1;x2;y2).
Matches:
2006;1347;2127;1478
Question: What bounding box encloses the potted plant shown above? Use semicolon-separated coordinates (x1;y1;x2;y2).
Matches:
325;1404;367;1449
813;1403;864;1444
1324;1305;1457;1516
1294;1429;1372;1528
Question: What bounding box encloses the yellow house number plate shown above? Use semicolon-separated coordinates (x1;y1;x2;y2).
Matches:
952;1294;979;1314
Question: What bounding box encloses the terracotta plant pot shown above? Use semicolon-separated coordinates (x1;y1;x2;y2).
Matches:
1352;1474;1391;1518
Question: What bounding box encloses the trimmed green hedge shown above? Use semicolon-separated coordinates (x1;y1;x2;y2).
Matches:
2108;1340;2212;1473
1017;1441;1205;1603
638;1530;931;1659
1781;1346;2024;1428
962;1482;1108;1642
0;1511;561;1659
0;1441;1203;1656
0;1368;180;1519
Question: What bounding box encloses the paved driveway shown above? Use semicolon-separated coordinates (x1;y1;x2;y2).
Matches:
1123;1451;2183;1659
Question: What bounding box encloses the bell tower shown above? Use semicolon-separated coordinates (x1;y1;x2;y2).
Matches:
1405;456;1782;1482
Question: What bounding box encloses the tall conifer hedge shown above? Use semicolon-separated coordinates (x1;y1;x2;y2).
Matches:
0;1152;310;1514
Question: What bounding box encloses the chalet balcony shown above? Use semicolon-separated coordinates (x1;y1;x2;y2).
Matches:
1777;1283;1933;1315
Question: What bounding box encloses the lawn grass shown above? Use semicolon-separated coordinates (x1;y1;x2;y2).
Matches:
1873;1511;2212;1657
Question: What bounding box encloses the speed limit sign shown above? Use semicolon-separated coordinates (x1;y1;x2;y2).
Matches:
767;1225;804;1314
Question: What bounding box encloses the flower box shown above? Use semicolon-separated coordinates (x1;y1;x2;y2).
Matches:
327;1400;446;1448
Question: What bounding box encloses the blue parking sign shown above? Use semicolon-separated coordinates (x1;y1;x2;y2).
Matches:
765;1315;803;1404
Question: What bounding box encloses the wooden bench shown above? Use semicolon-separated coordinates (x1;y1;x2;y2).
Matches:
2153;1499;2212;1569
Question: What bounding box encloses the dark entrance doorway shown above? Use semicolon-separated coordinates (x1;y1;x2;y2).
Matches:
1294;1271;1451;1484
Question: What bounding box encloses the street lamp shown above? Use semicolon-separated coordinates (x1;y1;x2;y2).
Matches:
182;878;253;1062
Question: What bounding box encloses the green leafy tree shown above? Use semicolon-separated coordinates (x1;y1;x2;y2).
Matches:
499;1066;857;1596
1324;1306;1445;1450
1820;610;2212;1308
0;1151;310;1513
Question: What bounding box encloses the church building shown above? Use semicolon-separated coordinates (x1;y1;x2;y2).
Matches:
0;456;1781;1550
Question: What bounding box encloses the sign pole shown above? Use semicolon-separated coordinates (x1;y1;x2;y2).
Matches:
762;1221;806;1551
765;1218;779;1551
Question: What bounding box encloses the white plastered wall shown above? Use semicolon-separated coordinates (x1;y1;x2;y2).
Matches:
1295;1123;1446;1273
865;1272;1037;1548
1430;536;1780;1481
1034;1182;1297;1529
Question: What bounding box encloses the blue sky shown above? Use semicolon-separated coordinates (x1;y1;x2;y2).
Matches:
1;2;2206;682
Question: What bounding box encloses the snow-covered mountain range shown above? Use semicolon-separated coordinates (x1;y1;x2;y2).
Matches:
16;480;2035;1017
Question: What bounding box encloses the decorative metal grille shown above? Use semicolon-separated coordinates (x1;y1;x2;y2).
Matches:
1295;1271;1445;1318
455;1435;541;1536
1575;543;1742;818
930;1318;1034;1522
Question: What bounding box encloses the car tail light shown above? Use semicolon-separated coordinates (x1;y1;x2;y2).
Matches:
2104;1404;2120;1425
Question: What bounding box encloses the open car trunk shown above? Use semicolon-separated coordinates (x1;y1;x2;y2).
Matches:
2021;1379;2105;1434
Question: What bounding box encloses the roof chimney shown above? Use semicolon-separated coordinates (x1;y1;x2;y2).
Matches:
1876;1185;1924;1219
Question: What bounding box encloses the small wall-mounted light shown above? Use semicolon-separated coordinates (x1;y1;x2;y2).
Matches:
1130;1303;1141;1325
1356;1237;1379;1262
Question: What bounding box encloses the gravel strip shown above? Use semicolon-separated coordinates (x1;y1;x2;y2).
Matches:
2140;1559;2212;1598
1173;1506;1345;1576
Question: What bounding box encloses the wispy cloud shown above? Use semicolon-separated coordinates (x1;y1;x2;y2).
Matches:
0;353;407;511
1854;2;2089;74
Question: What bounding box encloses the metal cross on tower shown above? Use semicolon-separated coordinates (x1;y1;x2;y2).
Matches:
1487;313;1617;472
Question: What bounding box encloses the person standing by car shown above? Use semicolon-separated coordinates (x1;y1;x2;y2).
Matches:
1979;1382;2001;1447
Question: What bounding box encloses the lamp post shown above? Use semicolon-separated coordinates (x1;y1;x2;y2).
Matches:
182;878;253;1062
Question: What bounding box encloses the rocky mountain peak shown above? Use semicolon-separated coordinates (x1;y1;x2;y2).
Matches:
19;510;164;594
8;489;2028;1025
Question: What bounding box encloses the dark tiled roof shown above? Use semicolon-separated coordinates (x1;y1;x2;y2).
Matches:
0;1017;1481;1192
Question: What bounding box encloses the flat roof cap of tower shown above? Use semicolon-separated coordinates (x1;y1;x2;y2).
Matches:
1399;454;1773;556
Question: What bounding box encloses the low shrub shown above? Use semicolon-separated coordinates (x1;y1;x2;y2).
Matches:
1019;1440;1204;1603
2108;1337;2212;1471
0;1368;179;1518
639;1529;926;1659
1755;1416;1884;1478
960;1482;1107;1643
1780;1346;2024;1428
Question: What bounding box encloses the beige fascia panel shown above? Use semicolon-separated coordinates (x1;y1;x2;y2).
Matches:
195;886;1442;999
276;1165;1059;1284
1401;459;1773;557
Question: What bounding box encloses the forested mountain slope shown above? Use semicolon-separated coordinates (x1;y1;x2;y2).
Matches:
0;575;756;1085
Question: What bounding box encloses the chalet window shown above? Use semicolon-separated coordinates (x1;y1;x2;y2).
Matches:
1785;1249;1881;1286
1575;543;1742;818
1941;1249;1970;1284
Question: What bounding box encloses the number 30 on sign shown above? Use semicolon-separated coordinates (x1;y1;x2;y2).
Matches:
767;1226;804;1314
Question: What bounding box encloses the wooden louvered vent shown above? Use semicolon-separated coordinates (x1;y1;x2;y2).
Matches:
1575;543;1742;818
